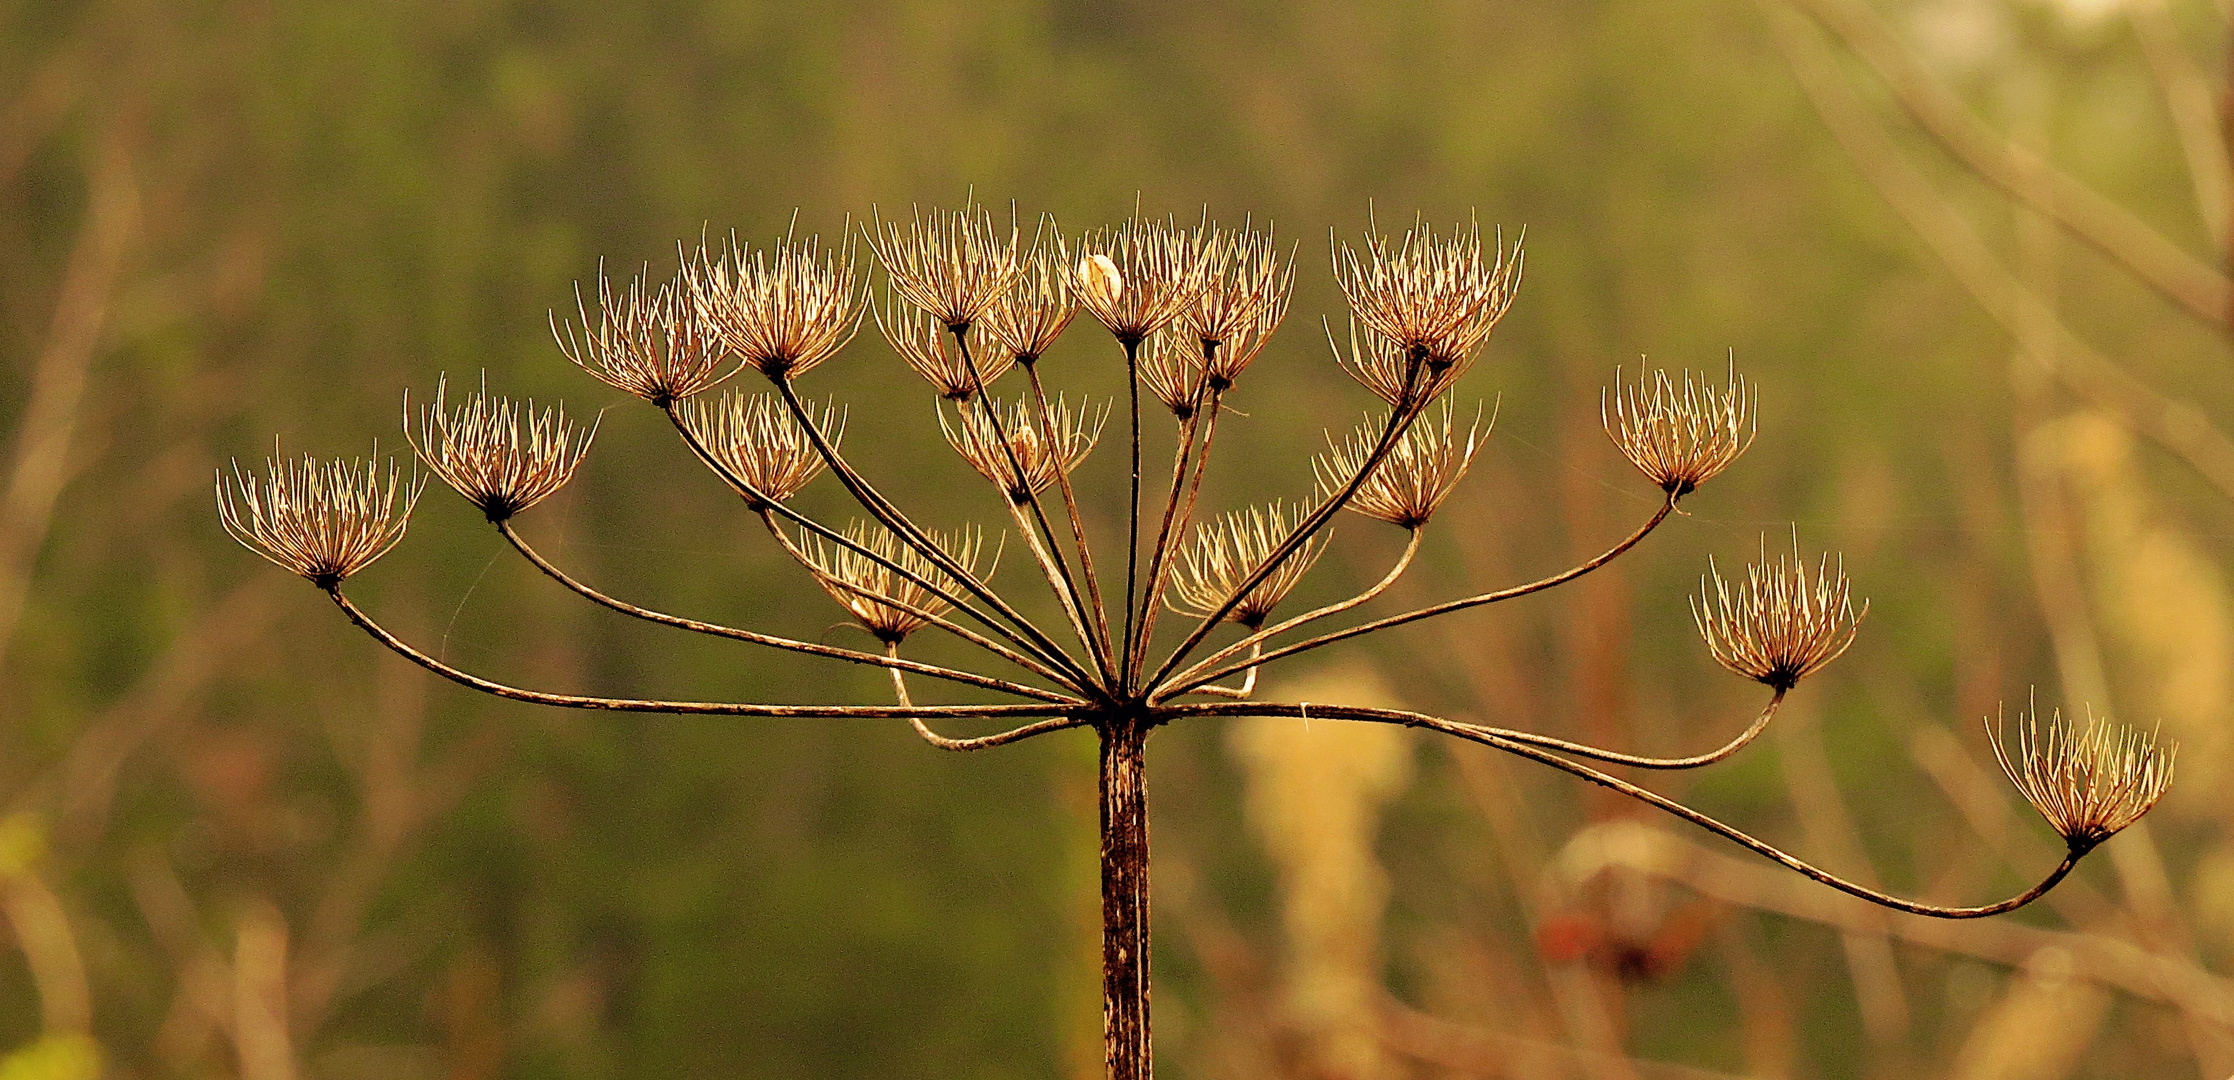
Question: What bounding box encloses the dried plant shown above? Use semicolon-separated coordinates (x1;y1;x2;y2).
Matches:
1991;703;2175;854
223;200;2164;1080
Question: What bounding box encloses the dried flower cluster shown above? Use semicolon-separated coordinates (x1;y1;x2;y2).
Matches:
222;200;2167;1080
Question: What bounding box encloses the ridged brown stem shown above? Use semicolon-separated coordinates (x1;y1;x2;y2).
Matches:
1170;494;1676;695
766;378;1099;689
327;588;1069;721
1126;374;1215;690
498;521;1075;704
1166;699;2080;919
1121;336;1145;687
1100;717;1152;1080
664;400;1078;685
1023;360;1117;673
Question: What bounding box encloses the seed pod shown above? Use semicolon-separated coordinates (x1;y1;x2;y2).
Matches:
1693;537;1865;690
407;374;596;523
217;447;424;588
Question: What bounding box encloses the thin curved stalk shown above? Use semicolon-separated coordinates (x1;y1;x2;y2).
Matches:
1466;688;1784;769
1173;494;1677;696
1126;375;1214;688
888;642;1084;751
497;521;1077;705
1122;337;1145;685
753;508;1088;694
767;377;1099;689
1185;642;1260;700
1157;526;1421;701
664;399;1071;676
1023;360;1116;670
1167;698;2078;919
327;588;1070;721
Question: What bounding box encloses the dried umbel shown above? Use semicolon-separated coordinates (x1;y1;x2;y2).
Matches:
876;287;1013;400
1605;366;1755;496
1315;400;1489;530
677;390;843;509
691;231;866;380
1693;539;1865;690
1327;318;1470;409
942;394;1107;503
1169;501;1328;629
1139;328;1207;418
1334;217;1522;369
217;450;424;588
869;201;1021;332
1182;225;1294;389
555;270;735;405
797;520;991;643
1074;217;1210;346
1991;705;2174;854
982;225;1077;363
406;375;597;523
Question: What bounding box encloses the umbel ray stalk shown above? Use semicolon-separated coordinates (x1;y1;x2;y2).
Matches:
218;201;2175;1080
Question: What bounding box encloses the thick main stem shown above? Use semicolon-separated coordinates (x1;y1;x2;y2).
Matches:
1099;718;1151;1080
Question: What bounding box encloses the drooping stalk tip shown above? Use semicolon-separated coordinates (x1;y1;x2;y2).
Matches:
405;374;597;524
1692;537;1865;691
1604;364;1756;497
1990;703;2175;855
216;448;425;589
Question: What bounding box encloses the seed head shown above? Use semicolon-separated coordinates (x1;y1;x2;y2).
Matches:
676;391;843;510
1334;216;1521;370
797;521;994;644
941;394;1107;503
1074;217;1210;346
690;229;866;381
405;375;596;523
1693;538;1865;690
875;286;1012;400
982;222;1078;364
1139;328;1207;419
1605;365;1755;497
868;200;1021;332
1315;400;1491;530
1169;501;1328;629
1182;224;1294;389
1990;702;2174;855
1327;317;1470;409
554;268;735;406
217;447;424;589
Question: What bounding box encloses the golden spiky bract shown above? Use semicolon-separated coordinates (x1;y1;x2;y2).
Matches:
941;394;1107;503
1139;328;1206;419
1334;218;1521;374
1169;501;1328;629
406;375;597;523
677;391;843;509
217;449;425;588
1328;317;1476;410
876;287;1014;400
555;269;736;406
868;200;1021;332
1693;539;1865;690
796;520;992;644
983;227;1078;363
1990;705;2174;853
1073;218;1210;346
689;230;866;380
1605;366;1756;496
1181;224;1294;389
1316;400;1490;530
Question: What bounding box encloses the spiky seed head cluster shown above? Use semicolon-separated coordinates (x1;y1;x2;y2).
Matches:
1316;400;1490;530
678;391;843;510
797;520;992;643
217;449;424;588
941;394;1106;503
982;225;1077;364
1334;218;1522;372
690;231;865;380
1169;501;1328;629
1605;365;1755;496
1327;317;1474;410
1182;225;1294;389
555;270;736;406
405;375;597;523
1693;539;1865;690
1073;217;1210;346
1139;328;1207;419
875;287;1013;401
869;201;1020;332
1990;704;2174;854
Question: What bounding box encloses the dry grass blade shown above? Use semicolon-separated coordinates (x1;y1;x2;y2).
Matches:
676;390;843;509
982;220;1077;363
1139;328;1207;419
1169;501;1328;629
691;229;865;379
868;199;1021;332
1605;364;1756;496
797;520;994;643
1182;223;1293;388
554;268;736;405
1333;216;1521;370
1074;216;1211;345
216;448;424;587
405;374;596;522
941;393;1107;503
1990;703;2175;854
1693;537;1865;689
1315;400;1491;530
876;285;1012;399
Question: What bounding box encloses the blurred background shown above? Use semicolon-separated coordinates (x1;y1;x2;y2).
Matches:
4;0;2232;1077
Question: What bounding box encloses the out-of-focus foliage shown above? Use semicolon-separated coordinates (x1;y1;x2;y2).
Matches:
5;0;2234;1077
